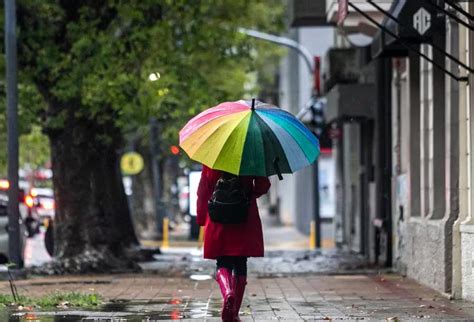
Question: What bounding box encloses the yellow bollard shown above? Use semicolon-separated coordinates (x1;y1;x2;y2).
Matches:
309;220;316;249
197;226;204;249
162;217;169;249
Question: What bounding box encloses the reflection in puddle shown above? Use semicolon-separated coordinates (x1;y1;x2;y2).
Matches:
9;297;223;321
189;274;212;281
169;298;181;305
170;308;182;320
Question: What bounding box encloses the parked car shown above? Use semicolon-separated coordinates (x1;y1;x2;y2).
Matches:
0;179;27;265
21;170;56;257
26;186;55;223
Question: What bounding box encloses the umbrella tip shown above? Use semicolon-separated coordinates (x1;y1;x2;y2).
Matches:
251;98;256;111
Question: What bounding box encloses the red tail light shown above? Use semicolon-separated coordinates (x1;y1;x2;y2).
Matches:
0;180;9;190
25;195;34;208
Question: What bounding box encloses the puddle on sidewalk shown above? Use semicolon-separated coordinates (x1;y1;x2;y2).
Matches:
7;297;228;321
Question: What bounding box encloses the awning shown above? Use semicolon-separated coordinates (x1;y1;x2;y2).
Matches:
371;0;439;58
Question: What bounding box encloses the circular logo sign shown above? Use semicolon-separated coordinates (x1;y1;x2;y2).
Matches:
121;152;144;175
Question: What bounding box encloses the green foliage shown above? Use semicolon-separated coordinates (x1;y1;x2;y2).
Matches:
0;84;48;176
0;1;285;169
17;0;282;138
19;125;50;170
0;291;102;308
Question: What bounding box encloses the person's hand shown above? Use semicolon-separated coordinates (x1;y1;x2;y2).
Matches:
253;177;271;198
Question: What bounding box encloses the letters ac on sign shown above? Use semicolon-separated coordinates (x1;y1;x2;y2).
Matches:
121;152;145;175
413;7;431;36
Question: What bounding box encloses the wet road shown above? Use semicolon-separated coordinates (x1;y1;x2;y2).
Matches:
23;228;51;268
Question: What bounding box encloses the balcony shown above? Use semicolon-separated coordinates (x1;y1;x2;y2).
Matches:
323;47;374;93
325;83;376;122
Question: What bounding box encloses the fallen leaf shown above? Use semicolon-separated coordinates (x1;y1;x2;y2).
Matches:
56;301;70;309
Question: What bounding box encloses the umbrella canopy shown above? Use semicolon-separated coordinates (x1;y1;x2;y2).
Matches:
179;99;320;178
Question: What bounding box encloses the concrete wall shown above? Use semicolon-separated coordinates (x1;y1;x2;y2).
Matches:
461;226;474;300
396;46;453;292
396;16;460;295
452;8;469;299
459;2;474;301
400;220;450;291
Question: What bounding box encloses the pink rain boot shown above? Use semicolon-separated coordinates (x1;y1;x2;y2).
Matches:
233;275;247;321
216;268;235;321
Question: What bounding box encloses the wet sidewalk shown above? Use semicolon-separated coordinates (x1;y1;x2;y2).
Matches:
140;248;371;278
3;273;474;321
16;219;474;320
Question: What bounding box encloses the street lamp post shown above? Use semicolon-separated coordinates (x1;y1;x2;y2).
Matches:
5;0;22;267
149;117;164;237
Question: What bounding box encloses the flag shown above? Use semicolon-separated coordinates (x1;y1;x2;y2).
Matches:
337;0;348;26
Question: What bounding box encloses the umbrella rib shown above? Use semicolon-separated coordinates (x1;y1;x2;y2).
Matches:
179;106;248;143
189;111;250;170
210;112;252;174
259;109;319;147
239;112;266;176
253;112;292;176
256;112;311;173
258;110;319;163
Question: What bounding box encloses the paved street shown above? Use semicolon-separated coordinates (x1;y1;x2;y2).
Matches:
24;227;52;268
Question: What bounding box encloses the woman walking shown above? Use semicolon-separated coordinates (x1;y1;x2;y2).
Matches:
180;99;319;319
197;165;271;321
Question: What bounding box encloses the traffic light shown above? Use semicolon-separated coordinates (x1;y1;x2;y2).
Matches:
309;97;325;138
170;145;180;155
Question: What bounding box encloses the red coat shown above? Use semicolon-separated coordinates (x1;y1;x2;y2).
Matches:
196;166;271;259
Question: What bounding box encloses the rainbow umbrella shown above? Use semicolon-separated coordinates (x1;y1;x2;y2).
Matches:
179;99;319;179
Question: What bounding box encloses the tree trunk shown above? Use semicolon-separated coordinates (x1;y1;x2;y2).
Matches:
47;110;140;273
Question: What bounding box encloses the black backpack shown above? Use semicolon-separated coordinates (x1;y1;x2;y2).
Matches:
208;172;250;224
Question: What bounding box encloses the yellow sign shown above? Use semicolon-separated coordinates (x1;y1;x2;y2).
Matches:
121;152;144;175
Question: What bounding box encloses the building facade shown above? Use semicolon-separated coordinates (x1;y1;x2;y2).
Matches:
289;0;474;300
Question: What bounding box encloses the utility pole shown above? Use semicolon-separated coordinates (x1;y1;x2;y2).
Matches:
313;57;322;249
5;0;22;267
